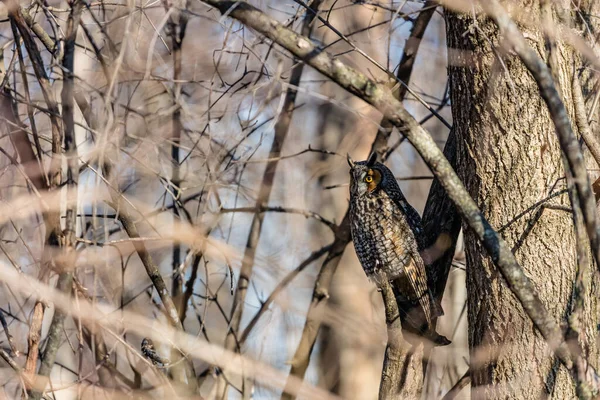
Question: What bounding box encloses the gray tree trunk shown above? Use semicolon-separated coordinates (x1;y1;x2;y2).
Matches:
446;2;600;398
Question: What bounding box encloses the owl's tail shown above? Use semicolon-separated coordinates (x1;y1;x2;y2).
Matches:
393;283;451;347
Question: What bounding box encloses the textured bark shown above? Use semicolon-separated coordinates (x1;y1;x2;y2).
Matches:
446;3;600;398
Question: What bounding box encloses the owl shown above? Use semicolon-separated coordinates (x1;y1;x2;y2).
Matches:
348;153;450;346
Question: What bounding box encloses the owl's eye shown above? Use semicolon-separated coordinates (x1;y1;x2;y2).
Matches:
365;176;373;183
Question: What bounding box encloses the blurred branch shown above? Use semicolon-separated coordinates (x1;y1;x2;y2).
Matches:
217;2;322;398
202;0;600;394
395;1;438;101
33;2;83;397
239;243;333;344
440;368;471;400
221;206;336;232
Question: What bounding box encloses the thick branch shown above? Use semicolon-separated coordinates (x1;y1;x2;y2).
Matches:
378;281;423;399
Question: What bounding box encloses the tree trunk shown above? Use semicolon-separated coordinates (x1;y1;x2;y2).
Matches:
446;2;600;398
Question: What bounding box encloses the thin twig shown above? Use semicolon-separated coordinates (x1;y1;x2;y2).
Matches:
33;3;83;396
239;243;333;344
217;2;323;397
441;369;471;400
221;206;336;232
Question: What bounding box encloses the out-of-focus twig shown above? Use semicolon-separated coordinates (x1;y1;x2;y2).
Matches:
217;2;322;398
33;2;83;398
441;368;471;400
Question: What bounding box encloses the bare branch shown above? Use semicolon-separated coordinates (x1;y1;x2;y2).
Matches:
217;2;323;397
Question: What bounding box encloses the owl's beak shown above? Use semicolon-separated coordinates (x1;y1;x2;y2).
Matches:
347;154;355;169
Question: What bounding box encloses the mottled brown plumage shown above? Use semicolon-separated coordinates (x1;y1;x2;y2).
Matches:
348;154;450;346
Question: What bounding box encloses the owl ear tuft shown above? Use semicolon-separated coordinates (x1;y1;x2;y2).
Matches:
347;154;355;168
366;152;378;167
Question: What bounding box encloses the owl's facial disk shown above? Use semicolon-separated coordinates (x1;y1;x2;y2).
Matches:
350;166;382;197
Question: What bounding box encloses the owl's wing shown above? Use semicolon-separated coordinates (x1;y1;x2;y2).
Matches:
395;253;432;324
388;192;426;249
386;196;434;325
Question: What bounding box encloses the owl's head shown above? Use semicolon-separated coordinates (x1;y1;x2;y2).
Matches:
347;153;394;197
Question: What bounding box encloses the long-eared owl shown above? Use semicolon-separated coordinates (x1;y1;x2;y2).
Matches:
348;153;450;346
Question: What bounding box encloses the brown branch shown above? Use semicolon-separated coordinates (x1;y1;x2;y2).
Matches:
440;368;471;400
572;73;600;168
217;2;322;398
239;243;333;344
378;281;423;400
221;206;336;231
395;1;437;101
201;0;599;394
33;3;83;397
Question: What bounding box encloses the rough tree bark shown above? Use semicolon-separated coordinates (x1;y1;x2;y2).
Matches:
446;2;600;398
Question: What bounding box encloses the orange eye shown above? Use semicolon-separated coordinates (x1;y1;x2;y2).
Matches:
365;176;373;183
